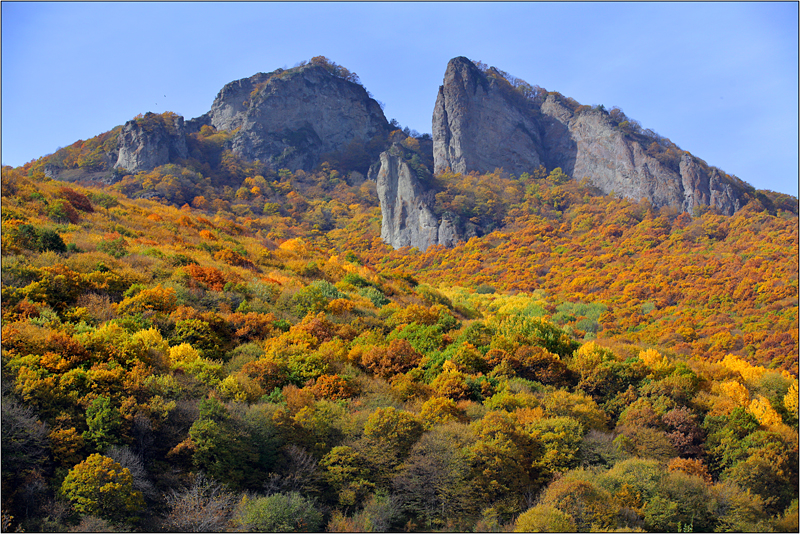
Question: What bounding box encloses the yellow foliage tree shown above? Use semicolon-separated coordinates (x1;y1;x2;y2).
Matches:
784;381;798;418
60;453;145;522
169;343;222;386
431;361;472;400
638;348;674;378
117;284;177;315
747;395;783;428
419;396;465;429
718;380;750;408
722;354;766;383
514;504;577;533
217;372;264;403
543;389;608;431
128;328;170;371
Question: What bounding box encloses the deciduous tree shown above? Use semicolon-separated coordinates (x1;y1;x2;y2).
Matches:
60;453;145;523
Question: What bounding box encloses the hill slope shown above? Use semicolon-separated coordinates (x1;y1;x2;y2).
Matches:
1;56;798;533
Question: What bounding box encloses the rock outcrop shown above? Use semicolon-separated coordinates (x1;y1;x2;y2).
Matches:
199;63;390;172
432;56;747;215
115;112;188;173
112;61;390;176
679;153;743;215
433;57;545;176
539;96;744;215
375;144;469;251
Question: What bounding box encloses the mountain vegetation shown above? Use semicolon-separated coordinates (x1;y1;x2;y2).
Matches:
1;57;797;533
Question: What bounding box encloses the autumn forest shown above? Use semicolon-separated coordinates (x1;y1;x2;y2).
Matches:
1;104;798;533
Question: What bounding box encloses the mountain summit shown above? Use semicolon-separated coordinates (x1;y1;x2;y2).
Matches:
432;57;748;216
187;58;390;172
433;57;546;177
111;57;390;175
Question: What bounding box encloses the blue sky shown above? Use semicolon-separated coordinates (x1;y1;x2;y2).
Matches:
2;1;797;196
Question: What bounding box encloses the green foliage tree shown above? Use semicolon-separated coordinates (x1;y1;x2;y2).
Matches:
82;395;123;452
539;469;620;531
291;280;344;316
8;224;67;253
173;318;226;360
529;416;585;477
235;492;323;532
320;445;375;510
392;425;475;529
97;236;129;258
468;410;543;517
360;407;424;488
184;397;261;489
47;198;80;223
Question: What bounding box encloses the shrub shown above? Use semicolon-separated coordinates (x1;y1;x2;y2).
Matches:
235;492;323;532
475;284;496;294
8;224;66;253
514;504;577;532
97;236;128;259
59;187;94;213
292;280;344;316
47;199;80;223
359;286;390;307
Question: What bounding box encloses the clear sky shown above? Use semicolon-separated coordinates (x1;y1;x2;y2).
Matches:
2;1;797;196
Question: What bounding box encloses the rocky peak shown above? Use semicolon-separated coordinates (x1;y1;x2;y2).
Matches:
206;72;273;133
115;112;188;173
433;57;544;176
538;94;746;215
432;57;748;216
204;61;390;172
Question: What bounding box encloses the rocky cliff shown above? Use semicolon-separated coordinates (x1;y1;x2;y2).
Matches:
539;95;744;215
432;57;545;176
115;112;188;173
196;63;390;172
432;57;747;215
374;144;470;251
113;60;389;175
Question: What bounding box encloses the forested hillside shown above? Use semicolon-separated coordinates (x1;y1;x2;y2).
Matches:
1;113;798;532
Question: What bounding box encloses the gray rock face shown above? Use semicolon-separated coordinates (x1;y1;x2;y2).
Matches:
679;153;742;215
540;96;688;210
115;112;187;172
207;65;390;171
540;97;743;215
432;56;747;215
376;145;465;251
433;57;544;176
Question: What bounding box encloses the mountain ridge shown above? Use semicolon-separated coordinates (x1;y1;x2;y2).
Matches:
22;55;794;250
